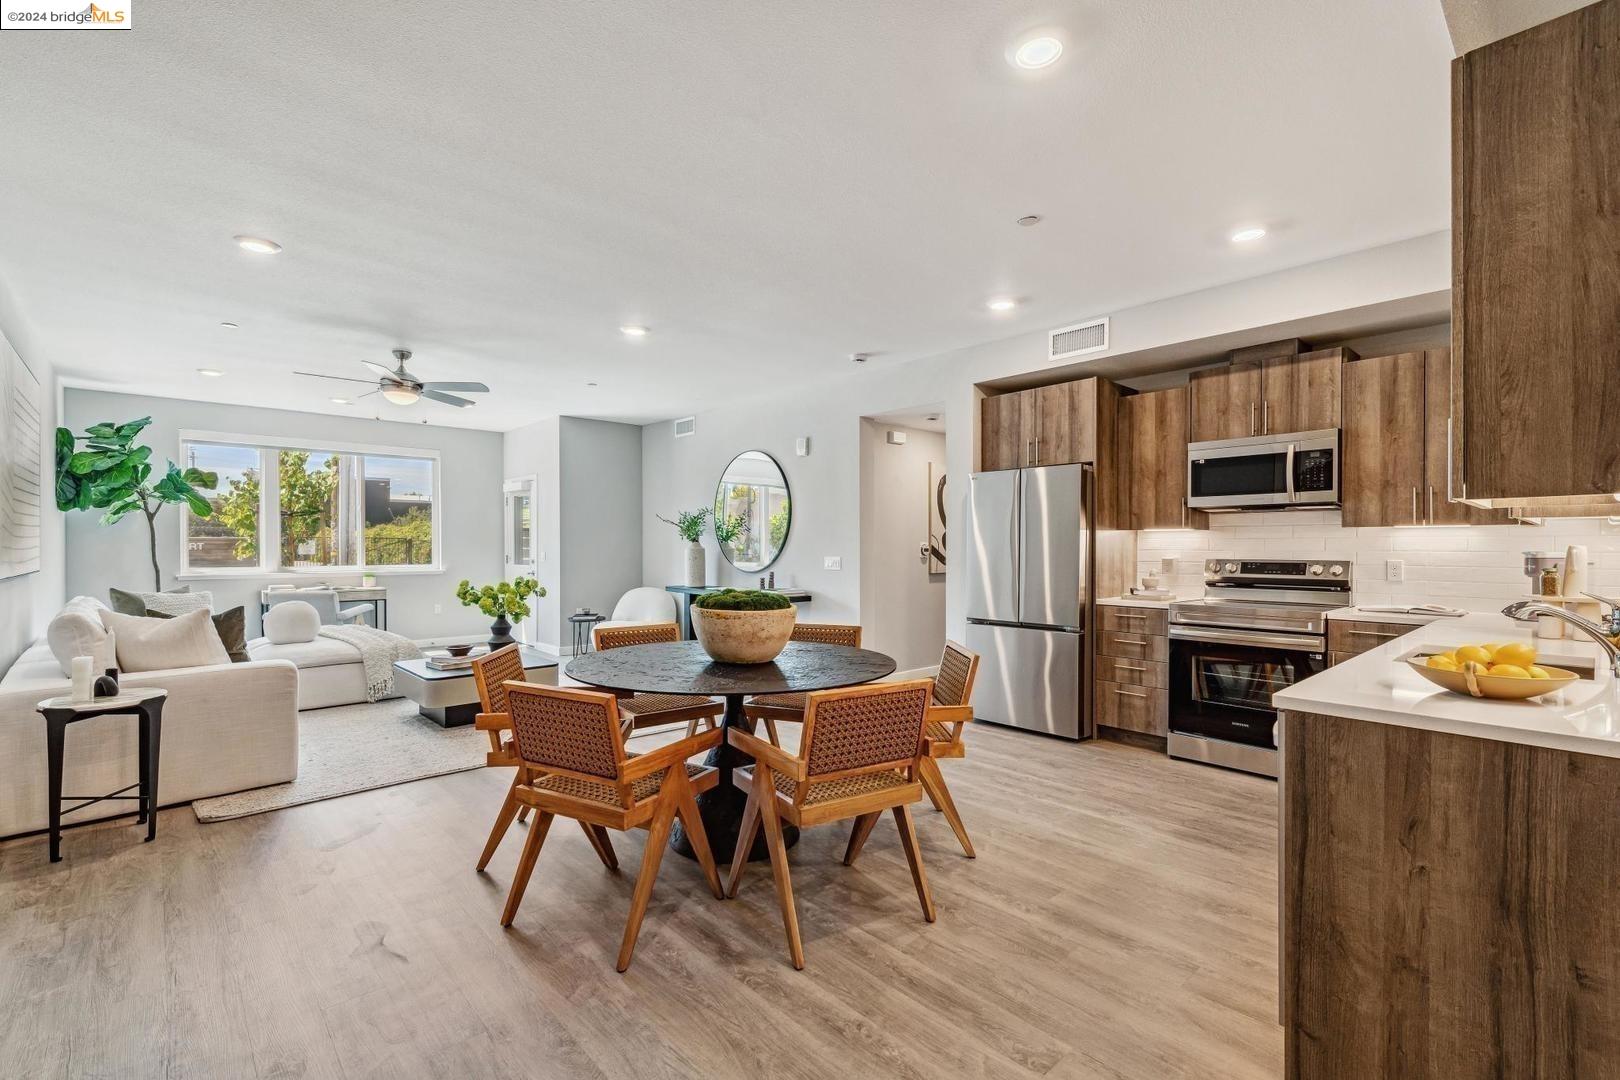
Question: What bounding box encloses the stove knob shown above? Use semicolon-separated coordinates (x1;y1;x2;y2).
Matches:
1206;560;1220;574
1309;564;1325;575
1329;564;1345;576
1224;562;1239;573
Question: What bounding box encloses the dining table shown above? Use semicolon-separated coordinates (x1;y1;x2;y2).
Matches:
564;640;897;862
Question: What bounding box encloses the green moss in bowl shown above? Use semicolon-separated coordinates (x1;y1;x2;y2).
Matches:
692;588;793;611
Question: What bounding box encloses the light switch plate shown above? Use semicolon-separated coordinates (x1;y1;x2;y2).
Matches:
1386;559;1404;583
823;556;842;571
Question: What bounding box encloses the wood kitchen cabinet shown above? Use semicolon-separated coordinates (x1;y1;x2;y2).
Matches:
1453;0;1620;502
979;392;1029;471
977;378;1109;471
1116;386;1208;530
1189;345;1348;442
1342;348;1511;527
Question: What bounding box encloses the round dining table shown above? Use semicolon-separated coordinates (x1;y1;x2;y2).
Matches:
564;640;897;862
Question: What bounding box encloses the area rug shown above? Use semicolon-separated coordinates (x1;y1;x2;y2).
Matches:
192;698;486;822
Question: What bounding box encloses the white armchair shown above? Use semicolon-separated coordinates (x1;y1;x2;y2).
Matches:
595;587;678;631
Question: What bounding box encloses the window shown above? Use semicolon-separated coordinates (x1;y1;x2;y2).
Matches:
179;433;440;575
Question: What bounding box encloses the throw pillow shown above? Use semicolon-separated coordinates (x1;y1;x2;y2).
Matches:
109;585;201;617
46;596;118;676
263;600;321;645
147;605;250;663
99;607;231;673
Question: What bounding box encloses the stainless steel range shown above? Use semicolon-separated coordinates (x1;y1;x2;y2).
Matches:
1167;558;1352;777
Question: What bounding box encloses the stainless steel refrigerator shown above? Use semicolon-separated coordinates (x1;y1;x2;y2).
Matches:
964;463;1090;740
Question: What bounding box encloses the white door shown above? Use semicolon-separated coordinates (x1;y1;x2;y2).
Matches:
503;477;538;642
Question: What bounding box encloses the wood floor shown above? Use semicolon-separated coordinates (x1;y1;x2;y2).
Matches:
0;725;1283;1080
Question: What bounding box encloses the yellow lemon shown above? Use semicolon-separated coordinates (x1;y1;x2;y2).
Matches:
1426;654;1460;671
1481;642;1504;659
1492;642;1537;668
1454;645;1492;666
1526;665;1552;680
1487;664;1530;679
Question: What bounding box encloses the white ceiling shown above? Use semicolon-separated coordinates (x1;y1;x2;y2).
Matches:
0;0;1454;433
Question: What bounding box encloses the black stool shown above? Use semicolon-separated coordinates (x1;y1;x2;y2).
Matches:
35;688;167;863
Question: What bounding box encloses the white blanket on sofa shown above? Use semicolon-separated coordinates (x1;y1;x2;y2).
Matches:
318;625;422;702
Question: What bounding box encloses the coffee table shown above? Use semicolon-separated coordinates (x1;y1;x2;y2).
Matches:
393;646;559;726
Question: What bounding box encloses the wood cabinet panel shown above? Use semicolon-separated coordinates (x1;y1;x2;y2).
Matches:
1422;348;1510;525
1263;347;1343;435
1095;681;1168;736
1096;628;1168;663
1117;387;1209;531
1033;380;1099;466
1341;351;1427;527
1094;655;1167;689
1453;1;1620;501
1326;619;1412;657
1189;358;1261;443
979;392;1026;471
1096;605;1169;636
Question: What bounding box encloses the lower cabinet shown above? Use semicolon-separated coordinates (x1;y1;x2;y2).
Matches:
1095;682;1168;736
1095;604;1169;739
1326;618;1414;660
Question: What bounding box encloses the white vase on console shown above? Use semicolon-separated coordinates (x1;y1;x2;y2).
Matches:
686;542;706;587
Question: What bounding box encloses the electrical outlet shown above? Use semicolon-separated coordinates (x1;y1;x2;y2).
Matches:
433;603;442;614
823;556;842;571
1386;559;1404;583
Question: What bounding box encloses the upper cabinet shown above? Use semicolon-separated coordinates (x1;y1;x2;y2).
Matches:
978;378;1103;471
1342;348;1512;527
1189;344;1349;442
1453;0;1620;502
1117;386;1209;531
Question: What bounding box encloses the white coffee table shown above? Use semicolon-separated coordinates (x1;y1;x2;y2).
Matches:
393;646;559;727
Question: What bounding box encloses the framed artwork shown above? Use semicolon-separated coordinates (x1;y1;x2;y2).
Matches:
927;463;946;574
0;333;42;581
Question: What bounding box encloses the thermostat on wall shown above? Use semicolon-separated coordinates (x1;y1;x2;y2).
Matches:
886;430;907;445
795;436;810;456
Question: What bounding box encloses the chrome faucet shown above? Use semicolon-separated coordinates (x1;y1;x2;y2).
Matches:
1502;601;1620;678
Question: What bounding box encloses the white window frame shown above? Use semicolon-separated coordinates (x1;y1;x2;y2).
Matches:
177;429;444;579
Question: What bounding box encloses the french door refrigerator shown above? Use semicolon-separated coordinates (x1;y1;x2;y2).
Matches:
964;463;1091;740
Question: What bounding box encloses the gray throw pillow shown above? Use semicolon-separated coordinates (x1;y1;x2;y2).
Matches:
109;584;192;616
147;605;250;663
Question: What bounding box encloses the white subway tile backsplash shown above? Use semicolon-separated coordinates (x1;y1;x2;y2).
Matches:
1131;514;1617;613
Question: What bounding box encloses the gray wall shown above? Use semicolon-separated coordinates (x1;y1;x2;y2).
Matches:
559;417;644;623
62;389;504;641
0;278;64;673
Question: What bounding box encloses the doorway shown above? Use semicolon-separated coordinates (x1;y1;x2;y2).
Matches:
503;476;538;643
858;406;948;672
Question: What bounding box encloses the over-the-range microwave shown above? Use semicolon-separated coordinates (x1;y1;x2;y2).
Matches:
1187;429;1339;511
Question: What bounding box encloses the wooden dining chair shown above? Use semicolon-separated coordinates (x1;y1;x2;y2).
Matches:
471;646;619;874
743;623;863;747
726;678;936;969
592;622;725;738
497;681;725;971
909;641;981;859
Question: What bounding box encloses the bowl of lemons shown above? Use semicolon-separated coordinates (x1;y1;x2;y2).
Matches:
1407;641;1580;700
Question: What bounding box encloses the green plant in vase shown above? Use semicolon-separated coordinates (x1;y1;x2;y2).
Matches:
54;417;217;590
456;576;545;647
658;507;712;586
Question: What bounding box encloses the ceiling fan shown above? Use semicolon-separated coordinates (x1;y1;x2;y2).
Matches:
294;349;490;408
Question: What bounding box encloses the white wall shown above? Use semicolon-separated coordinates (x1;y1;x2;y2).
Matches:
1137;512;1620;612
558;417;644;624
642;231;1456;651
0;277;63;673
62;389;505;641
859;422;947;670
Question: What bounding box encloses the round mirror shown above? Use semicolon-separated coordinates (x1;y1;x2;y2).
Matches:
713;450;791;572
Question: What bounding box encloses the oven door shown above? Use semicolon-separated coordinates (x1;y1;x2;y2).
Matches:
1187;431;1339;509
1168;627;1327;751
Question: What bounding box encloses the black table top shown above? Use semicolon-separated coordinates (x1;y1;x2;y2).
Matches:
664;585;813;601
564;640;895;697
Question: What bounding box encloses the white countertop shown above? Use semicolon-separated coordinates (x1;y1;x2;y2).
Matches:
1099;594;1185;609
1275;612;1620;758
1324;605;1468;626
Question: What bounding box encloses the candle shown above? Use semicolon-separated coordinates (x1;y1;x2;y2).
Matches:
71;656;94;703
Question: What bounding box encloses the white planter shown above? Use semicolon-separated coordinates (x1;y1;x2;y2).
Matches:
692;605;797;664
686;542;706;587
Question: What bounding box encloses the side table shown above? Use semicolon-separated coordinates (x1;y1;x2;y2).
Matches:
35;688;167;863
568;612;605;654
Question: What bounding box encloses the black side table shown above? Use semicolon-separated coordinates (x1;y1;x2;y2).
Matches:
568;612;605;654
35;688;167;863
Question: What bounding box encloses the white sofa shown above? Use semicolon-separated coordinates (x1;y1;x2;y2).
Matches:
0;639;299;839
245;635;387;710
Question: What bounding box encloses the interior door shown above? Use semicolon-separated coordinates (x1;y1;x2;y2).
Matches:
503;477;538;642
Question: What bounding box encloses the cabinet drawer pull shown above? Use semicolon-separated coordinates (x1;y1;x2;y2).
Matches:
1114;613;1149;620
1113;688;1149;699
1250;401;1257;436
1112;636;1148;645
1113;662;1147;671
1262;399;1269;435
1428;484;1435;523
1346;629;1399;639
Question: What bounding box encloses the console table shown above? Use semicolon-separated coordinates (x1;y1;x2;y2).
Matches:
259;585;388;630
664;585;813;640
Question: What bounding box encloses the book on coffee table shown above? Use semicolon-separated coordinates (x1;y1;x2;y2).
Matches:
425;648;490;671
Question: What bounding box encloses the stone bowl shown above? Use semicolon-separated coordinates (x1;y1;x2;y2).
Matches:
692;604;797;664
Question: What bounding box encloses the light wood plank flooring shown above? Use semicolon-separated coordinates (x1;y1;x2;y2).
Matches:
0;726;1283;1079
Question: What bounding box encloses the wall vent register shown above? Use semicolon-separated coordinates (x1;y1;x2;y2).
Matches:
1048;317;1110;361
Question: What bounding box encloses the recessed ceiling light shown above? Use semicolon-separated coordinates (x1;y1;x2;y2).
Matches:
219;321;239;329
330;397;351;405
987;297;1018;312
619;325;649;338
586;381;599;388
197;368;224;377
850;353;870;364
1013;36;1063;70
1230;226;1267;243
234;235;282;255
1017;215;1042;227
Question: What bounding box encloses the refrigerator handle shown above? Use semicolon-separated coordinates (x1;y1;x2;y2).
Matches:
1010;469;1023;623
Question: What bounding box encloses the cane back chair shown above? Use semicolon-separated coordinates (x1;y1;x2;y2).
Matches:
592;622;724;738
743;623;864;747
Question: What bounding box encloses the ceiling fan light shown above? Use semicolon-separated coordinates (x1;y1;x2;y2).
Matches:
381;385;421;406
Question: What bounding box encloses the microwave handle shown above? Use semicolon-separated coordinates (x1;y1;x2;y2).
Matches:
1285;443;1296;503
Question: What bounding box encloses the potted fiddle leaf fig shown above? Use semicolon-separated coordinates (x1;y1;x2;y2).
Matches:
54;417;217;591
657;507;711;586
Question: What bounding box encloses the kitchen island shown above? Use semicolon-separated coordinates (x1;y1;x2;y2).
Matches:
1273;613;1620;1080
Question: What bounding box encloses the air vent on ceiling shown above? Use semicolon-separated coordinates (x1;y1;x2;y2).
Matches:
673;416;696;438
1049;317;1110;361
